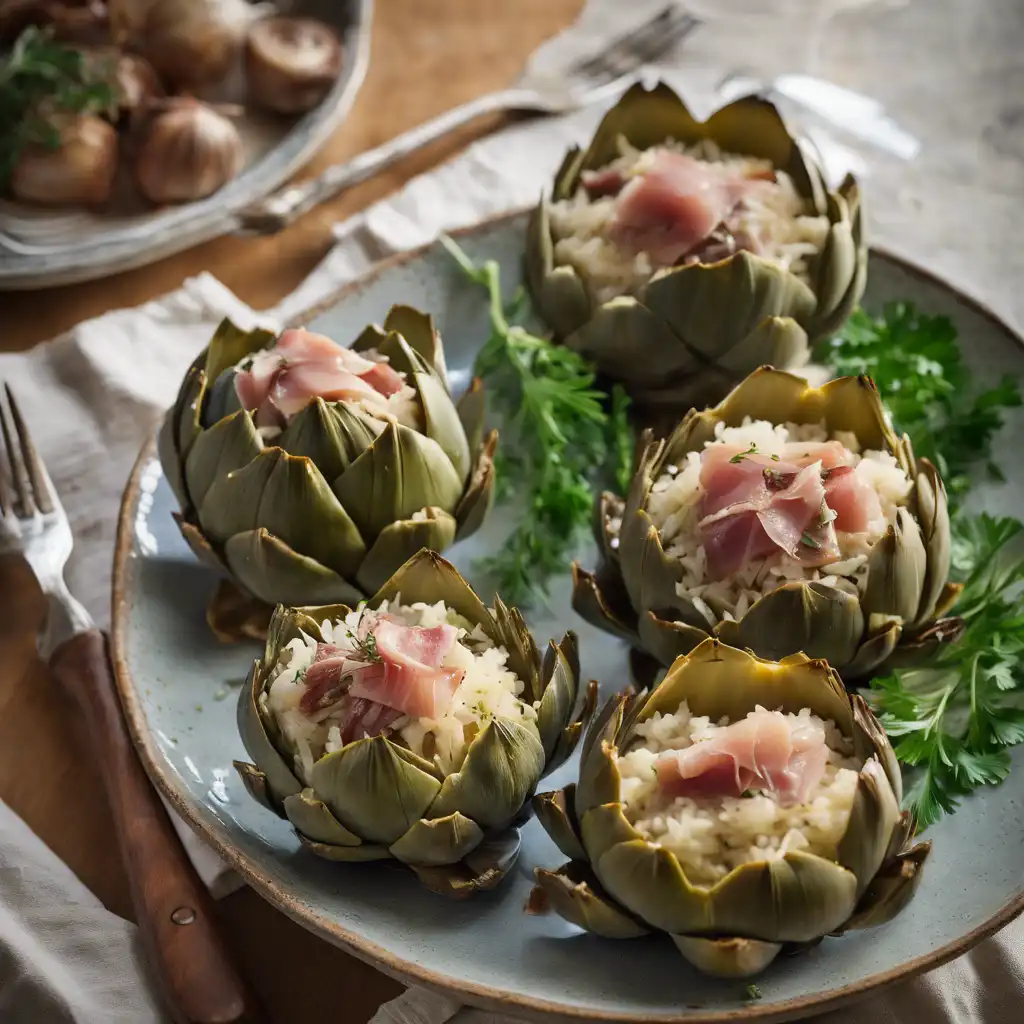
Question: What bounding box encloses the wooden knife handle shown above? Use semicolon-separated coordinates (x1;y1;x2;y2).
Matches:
52;629;265;1024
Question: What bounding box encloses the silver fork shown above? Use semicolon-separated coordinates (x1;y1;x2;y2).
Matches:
0;387;264;1024
235;5;701;235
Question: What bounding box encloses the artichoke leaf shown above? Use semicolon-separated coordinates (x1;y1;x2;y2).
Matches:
389;811;484;867
715;582;864;671
454;429;497;541
427;717;546;830
835;841;931;933
204;319;276;388
172;513;226;573
863;508;927;624
547;679;598;775
536;636;581;759
206;579;273;644
809;189;856;324
224;530;365;607
643;253;817;356
715;315;809;376
843;621;902;681
233;761;280;815
912;460;952;626
284;789;364;847
533;786;586;861
411;828;521;899
619;514;684;622
575;698;627;816
637;611;709;667
850;695;903;800
384;305;447;381
836;759;902;896
174;368;205;467
456;377;486;455
297;835;393;862
333;422;463;540
534;862;650;938
526;199;592;338
371;550;496;639
310;737;443;845
184;409;262;509
414;371;472;483
157;409;190;510
235;663;303;803
670;935;783;979
354;509;458;596
578;802;646;866
571;563;639;642
277;399;380;480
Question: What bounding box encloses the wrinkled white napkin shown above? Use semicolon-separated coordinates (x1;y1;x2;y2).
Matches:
2;0;1022;1020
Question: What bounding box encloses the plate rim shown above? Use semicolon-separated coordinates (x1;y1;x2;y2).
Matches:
111;211;1024;1023
0;0;375;290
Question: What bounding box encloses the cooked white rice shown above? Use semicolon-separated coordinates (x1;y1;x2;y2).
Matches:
549;137;830;304
262;599;537;780
618;701;861;885
641;418;912;621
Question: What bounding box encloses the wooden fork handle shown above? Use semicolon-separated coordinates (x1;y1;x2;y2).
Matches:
52;629;265;1024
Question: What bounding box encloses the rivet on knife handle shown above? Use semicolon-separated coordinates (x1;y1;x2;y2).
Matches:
52;629;266;1024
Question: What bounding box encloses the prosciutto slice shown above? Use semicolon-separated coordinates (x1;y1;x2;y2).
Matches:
822;465;883;534
235;328;405;427
607;151;757;267
655;708;828;806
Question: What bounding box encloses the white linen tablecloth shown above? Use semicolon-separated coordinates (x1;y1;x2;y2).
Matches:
1;0;1021;1020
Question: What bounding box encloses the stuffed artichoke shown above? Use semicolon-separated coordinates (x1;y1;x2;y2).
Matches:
574;368;959;680
158;307;496;639
533;640;930;978
235;550;597;897
525;81;866;413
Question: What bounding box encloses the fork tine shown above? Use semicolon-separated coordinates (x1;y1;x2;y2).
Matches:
0;390;34;516
4;385;53;516
568;7;699;82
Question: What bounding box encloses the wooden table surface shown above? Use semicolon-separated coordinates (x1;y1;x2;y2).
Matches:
0;1;582;1020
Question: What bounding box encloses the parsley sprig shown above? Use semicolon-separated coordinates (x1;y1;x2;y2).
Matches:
0;27;117;189
819;302;1024;827
443;236;633;605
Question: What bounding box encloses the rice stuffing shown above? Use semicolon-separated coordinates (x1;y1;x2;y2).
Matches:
549;137;830;304
262;599;537;781
618;701;861;885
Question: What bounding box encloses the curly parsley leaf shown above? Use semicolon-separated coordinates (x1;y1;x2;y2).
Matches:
443;236;634;605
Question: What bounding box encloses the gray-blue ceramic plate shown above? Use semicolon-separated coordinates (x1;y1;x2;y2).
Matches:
112;211;1024;1023
0;0;373;290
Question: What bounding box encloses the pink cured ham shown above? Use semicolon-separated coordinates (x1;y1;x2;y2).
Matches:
655;708;828;806
234;327;405;427
581;167;626;199
823;465;883;534
697;450;841;579
350;618;463;719
607;151;751;267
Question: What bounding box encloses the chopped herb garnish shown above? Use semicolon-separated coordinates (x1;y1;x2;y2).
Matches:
345;625;382;663
745;984;762;1001
820;304;1024;826
729;442;779;464
443;236;634;604
800;532;821;549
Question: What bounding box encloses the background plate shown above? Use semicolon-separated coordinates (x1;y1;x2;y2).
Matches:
0;0;373;290
112;211;1024;1023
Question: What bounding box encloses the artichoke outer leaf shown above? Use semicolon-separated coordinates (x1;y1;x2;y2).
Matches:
297;834;393;862
579;802;646;867
284;789;365;847
411;828;522;899
201;367;245;425
715;581;864;669
277;399;379;481
534;862;649;939
184;409;263;509
174;368;206;469
206;579;274;644
863;508;927;625
637;611;710;667
224;530;365;608
714;315;809;376
575;701;627;817
533;786;586;861
571;563;640;642
354;509;458;596
850;695;903;801
414;371;472;484
619;514;685;622
427;717;546;831
371;550;497;640
565;297;702;386
836;758;902;897
490;597;543;698
547;679;598;776
912;460;952;626
670;935;783;979
454;429;497;542
265;601;353;654
235;662;303;803
172;513;226;573
808;190;856;328
834;841;932;934
536;636;582;761
388;811;485;867
643;252;817;356
843;621;903;681
203;319;277;388
157;408;190;510
233;761;281;815
526;199;592;339
310;737;443;846
455;377;486;455
333;422;463;540
383;305;447;380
